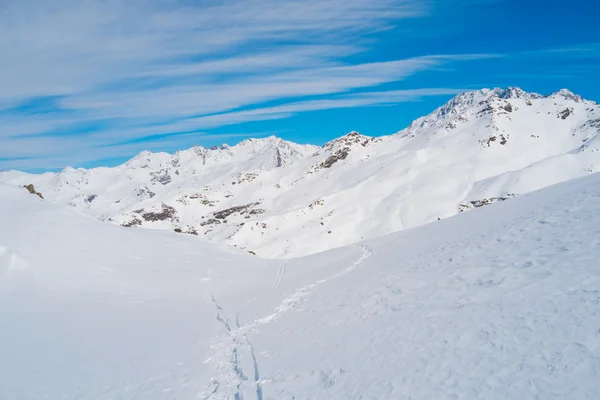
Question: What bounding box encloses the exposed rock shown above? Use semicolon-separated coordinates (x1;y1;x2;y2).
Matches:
177;193;217;207
481;133;508;147
234;173;259;184
121;217;142;227
309;199;325;209
85;194;97;204
554;89;583;103
275;147;283;167
151;171;172;185
200;218;221;227
458;195;515;212
314;132;382;170
581;118;600;129
23;184;43;199
136;187;155;198
173;226;197;235
477;104;494;116
558;108;573;120
141;203;178;222
213;202;261;220
319;148;350;169
248;208;266;215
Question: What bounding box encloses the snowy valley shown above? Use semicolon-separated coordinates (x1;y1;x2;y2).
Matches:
3;0;600;395
2;87;599;258
2;87;600;399
1;165;599;399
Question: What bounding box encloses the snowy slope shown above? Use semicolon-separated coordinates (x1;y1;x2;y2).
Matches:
2;87;599;258
244;172;600;400
2;172;600;399
0;182;277;400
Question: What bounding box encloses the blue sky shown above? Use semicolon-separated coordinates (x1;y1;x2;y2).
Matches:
1;0;599;172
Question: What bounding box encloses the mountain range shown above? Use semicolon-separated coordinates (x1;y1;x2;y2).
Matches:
2;87;599;258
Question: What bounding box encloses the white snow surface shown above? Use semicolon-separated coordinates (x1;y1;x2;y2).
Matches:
1;87;599;258
1;169;600;399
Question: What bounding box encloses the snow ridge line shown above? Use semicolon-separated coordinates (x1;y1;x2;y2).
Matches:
201;245;372;399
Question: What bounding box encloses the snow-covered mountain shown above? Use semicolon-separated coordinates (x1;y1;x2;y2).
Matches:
2;171;599;399
2;87;599;258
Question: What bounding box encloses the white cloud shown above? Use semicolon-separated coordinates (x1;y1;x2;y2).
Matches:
0;0;493;169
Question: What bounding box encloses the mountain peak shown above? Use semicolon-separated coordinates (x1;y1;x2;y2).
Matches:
324;131;368;144
403;86;590;133
552;88;583;103
493;87;543;100
2;86;599;261
60;166;83;174
321;131;376;154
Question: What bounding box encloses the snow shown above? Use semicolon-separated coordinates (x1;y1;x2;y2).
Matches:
2;88;599;259
2;88;600;260
2;169;600;399
249;175;600;399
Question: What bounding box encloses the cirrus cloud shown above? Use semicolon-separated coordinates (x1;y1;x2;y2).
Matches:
0;0;497;170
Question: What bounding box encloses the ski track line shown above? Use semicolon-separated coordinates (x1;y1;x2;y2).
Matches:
273;262;287;288
206;296;248;400
202;245;372;399
247;244;372;329
237;313;264;400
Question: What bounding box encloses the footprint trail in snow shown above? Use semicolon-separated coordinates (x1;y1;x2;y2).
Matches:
203;244;372;399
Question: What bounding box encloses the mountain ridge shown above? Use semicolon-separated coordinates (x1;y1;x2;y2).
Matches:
2;87;599;258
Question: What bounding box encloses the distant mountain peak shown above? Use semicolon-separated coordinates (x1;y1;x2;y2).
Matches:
552;88;584;103
1;87;599;260
405;86;589;132
322;131;373;150
493;87;543;100
209;144;230;150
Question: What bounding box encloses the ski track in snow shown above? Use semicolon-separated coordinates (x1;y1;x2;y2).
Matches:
4;175;600;399
273;263;287;288
204;245;372;399
253;245;372;328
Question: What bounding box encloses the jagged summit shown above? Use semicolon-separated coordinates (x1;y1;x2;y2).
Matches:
206;144;228;150
1;87;598;259
323;131;371;149
407;88;505;128
117;136;318;171
552;88;584;103
403;86;589;133
493;87;544;100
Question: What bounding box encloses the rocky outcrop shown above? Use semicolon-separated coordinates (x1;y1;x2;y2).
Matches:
23;184;43;199
458;195;515;212
319;148;350;169
213;203;262;220
316;132;381;169
558;108;573;120
140;203;178;222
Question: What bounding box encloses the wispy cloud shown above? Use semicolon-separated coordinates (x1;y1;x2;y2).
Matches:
0;0;498;170
523;42;600;56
